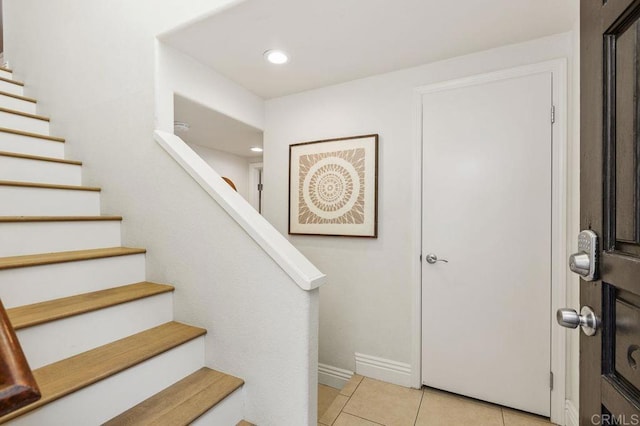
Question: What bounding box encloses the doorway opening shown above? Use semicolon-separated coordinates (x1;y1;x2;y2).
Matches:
172;93;264;210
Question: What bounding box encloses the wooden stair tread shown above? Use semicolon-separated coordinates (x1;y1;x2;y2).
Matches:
0;127;64;142
237;421;256;426
7;282;174;330
0;150;81;165
0;90;36;103
0;66;13;73
0;180;100;192
0;247;146;270
104;367;244;425
0;106;49;121
0;216;122;223
0;322;207;423
0;76;23;87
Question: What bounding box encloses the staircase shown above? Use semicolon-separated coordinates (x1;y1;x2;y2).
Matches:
0;67;252;425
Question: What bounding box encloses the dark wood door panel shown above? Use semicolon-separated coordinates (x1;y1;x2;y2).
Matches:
615;298;640;390
581;283;603;425
603;0;640;31
602;253;640;294
602;377;640;421
581;0;604;234
582;0;640;422
614;18;639;243
603;3;640;256
581;3;605;419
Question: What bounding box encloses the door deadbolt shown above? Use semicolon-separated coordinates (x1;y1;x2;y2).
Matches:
556;306;599;336
568;230;598;281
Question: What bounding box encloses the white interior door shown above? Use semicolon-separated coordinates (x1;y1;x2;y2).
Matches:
421;71;552;416
249;162;263;213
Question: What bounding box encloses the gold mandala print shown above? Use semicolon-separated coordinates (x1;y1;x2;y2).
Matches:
298;148;365;224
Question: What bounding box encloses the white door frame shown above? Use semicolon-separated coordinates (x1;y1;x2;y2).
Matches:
410;59;568;425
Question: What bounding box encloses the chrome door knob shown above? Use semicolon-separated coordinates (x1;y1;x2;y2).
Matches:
556;306;599;336
557;309;581;328
425;253;448;264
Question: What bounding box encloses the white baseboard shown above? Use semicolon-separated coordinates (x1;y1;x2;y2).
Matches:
355;352;412;387
565;399;578;426
318;363;353;389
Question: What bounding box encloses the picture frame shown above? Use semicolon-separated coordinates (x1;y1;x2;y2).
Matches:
289;134;379;238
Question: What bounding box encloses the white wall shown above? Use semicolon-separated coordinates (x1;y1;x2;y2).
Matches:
5;1;319;424
264;31;579;415
188;143;255;199
156;42;264;133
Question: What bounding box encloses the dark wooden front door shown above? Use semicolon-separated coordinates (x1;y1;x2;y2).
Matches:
582;1;640;424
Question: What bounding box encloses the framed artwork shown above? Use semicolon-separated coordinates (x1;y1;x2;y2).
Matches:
289;134;378;237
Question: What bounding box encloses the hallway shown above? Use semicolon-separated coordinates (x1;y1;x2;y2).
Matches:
318;376;555;426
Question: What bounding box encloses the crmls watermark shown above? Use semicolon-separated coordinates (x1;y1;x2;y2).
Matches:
591;414;640;425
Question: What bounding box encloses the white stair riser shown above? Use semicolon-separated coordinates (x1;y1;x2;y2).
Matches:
0;69;13;80
0;110;49;134
0;254;146;307
0;186;100;216
9;337;205;426
0;220;121;257
17;293;174;369
0;156;81;186
0;94;36;115
0;80;23;96
0;132;64;158
192;387;244;425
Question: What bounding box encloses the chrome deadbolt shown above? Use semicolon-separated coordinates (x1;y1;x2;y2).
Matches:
569;253;590;274
556;306;599;336
568;230;598;281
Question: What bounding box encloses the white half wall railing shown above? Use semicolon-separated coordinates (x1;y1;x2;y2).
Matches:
154;130;326;291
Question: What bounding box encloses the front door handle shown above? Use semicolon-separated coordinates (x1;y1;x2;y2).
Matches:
556;306;599;336
425;253;448;264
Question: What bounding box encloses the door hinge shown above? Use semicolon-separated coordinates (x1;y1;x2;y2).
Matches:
551;105;556;124
257;183;264;191
550;371;554;390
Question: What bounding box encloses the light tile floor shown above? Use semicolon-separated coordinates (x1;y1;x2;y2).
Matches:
319;384;342;418
318;376;556;426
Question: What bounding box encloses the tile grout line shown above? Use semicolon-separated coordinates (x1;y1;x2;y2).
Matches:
413;387;425;426
350;375;365;396
338;376;426;426
332;376;365;426
327;379;552;426
332;385;352;425
346;412;385;425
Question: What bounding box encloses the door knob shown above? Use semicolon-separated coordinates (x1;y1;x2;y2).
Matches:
425;253;448;264
556;306;599;336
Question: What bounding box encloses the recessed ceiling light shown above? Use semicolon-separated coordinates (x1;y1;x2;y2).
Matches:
251;147;264;152
264;50;289;65
174;121;190;133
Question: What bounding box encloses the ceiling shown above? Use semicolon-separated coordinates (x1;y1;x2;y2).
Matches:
162;0;577;99
173;94;263;158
